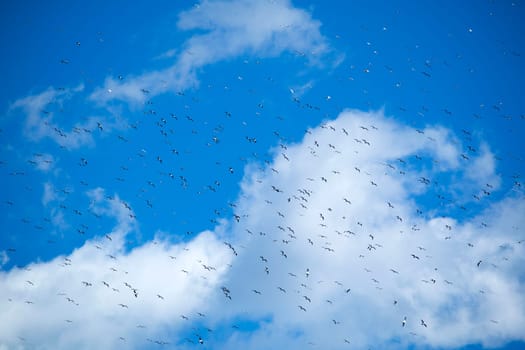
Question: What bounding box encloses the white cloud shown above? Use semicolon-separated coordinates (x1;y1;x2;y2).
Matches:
33;153;55;173
465;142;501;192
90;0;331;106
203;109;525;349
10;86;128;149
41;182;70;232
9;86;97;149
0;251;9;268
1;110;524;349
0;189;233;349
42;182;59;206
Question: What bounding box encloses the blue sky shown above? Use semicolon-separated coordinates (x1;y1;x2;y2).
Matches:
1;0;524;349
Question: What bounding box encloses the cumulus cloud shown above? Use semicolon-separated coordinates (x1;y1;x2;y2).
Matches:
0;188;233;349
1;110;523;349
90;0;332;106
209;110;525;350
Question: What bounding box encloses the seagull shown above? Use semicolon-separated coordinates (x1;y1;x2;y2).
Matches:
402;316;407;327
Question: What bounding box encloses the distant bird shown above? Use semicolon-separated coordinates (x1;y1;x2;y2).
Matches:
402;316;407;327
221;286;232;299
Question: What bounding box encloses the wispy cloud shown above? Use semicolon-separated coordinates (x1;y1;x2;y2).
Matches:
42;182;60;207
10;85;129;149
1;110;523;349
32;153;56;173
0;251;9;269
90;0;331;106
9;0;334;150
9;85;100;149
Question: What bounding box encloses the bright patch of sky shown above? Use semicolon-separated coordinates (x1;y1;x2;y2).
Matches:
1;1;524;349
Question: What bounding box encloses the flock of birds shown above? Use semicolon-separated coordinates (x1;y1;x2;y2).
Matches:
6;109;522;348
2;3;525;349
